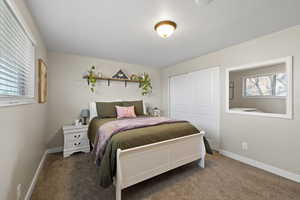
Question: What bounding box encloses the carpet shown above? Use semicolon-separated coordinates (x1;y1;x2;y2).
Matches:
31;152;300;200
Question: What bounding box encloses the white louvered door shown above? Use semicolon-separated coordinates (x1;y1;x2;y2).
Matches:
169;67;220;149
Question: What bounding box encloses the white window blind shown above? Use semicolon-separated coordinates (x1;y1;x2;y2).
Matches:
0;0;35;105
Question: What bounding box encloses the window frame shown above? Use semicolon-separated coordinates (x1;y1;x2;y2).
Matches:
0;0;37;107
242;73;287;99
225;56;293;119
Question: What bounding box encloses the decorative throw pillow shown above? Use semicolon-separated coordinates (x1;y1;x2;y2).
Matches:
122;100;144;115
116;106;136;119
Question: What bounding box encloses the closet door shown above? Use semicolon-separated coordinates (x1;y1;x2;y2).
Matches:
169;67;220;149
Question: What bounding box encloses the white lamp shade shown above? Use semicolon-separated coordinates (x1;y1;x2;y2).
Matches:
156;24;175;38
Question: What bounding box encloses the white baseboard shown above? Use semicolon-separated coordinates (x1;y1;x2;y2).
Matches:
24;151;47;200
46;146;63;154
219;150;300;183
25;147;63;200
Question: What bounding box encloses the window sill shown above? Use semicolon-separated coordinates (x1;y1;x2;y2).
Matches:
242;96;286;99
0;99;36;107
226;109;293;120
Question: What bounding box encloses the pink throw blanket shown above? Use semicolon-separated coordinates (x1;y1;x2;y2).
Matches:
93;117;184;163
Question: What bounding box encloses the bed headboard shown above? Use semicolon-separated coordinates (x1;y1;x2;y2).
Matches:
89;100;147;120
89;102;97;121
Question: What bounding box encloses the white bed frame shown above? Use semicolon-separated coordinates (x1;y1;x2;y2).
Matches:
89;102;206;200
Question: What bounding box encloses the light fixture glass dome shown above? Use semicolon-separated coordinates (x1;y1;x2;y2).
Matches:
154;20;177;38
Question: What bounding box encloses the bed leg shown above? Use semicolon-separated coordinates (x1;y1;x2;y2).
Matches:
198;157;205;168
116;149;122;200
116;185;121;200
198;133;206;168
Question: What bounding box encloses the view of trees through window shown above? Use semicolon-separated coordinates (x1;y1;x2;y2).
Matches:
244;73;287;97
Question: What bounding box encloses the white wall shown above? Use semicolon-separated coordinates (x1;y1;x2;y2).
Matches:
0;0;48;199
229;64;286;114
46;52;162;148
161;25;300;175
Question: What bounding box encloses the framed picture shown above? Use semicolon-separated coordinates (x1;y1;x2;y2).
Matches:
38;59;47;103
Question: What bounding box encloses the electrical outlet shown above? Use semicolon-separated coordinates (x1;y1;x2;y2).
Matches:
17;184;22;200
242;142;248;151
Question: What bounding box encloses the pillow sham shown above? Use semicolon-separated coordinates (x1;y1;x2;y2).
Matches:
122;100;144;115
115;106;136;119
96;101;123;118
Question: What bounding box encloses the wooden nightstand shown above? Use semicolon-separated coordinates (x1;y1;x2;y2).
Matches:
62;125;90;158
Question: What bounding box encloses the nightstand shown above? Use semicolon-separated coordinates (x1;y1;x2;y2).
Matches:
62;125;90;158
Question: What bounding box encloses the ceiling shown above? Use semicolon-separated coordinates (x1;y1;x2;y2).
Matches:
26;0;300;68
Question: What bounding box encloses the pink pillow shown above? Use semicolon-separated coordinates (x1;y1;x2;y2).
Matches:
116;106;136;119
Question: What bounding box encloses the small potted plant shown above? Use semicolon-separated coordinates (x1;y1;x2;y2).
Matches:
138;73;152;96
87;66;97;93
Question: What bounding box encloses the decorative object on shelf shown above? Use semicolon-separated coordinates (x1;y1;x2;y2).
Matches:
38;59;47;103
130;74;139;81
87;66;97;93
153;107;161;117
80;109;90;125
138;73;152;96
112;69;128;79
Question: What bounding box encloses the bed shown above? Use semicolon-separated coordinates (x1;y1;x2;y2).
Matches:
88;101;206;200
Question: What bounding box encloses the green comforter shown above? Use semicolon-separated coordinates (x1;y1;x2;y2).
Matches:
88;117;201;187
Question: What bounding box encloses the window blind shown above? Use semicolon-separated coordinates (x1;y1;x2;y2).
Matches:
0;0;35;101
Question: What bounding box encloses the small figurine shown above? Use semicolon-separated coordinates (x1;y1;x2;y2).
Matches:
112;70;128;79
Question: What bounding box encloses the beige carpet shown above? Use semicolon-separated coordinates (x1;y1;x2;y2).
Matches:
31;152;300;200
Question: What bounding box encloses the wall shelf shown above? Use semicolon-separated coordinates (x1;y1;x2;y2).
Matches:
83;76;140;87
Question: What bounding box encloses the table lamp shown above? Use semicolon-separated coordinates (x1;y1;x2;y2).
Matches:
80;109;90;125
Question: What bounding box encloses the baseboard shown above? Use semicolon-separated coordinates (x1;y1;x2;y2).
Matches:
25;147;63;200
46;146;63;154
219;150;300;183
24;151;47;200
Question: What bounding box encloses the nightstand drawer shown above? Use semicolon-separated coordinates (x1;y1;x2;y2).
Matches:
65;132;88;141
65;139;89;150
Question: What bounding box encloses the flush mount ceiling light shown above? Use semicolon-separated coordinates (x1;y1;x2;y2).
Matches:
154;20;177;38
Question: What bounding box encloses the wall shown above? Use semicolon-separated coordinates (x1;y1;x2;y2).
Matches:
46;52;162;148
161;25;300;175
0;0;48;200
229;64;286;114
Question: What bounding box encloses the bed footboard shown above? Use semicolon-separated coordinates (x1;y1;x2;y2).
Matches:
115;131;206;200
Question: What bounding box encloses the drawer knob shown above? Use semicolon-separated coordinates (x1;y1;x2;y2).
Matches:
74;142;81;146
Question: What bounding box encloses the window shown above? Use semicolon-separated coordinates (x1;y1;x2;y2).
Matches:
243;73;287;97
0;0;35;106
275;73;288;97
